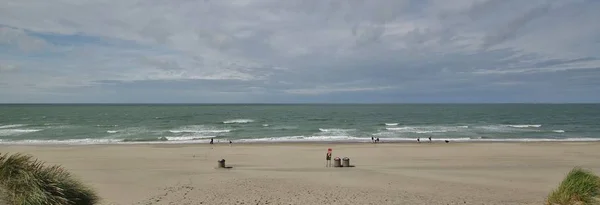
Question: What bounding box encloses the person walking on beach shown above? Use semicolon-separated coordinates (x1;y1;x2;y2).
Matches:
210;138;214;145
428;137;432;142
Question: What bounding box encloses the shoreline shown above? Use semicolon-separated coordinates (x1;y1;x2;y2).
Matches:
2;140;600;147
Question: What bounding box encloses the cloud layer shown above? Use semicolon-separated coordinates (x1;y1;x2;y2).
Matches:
1;0;599;103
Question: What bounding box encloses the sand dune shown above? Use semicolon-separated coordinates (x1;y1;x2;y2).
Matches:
2;142;600;205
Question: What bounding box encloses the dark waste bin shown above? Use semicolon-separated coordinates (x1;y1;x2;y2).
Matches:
333;157;342;167
218;159;226;168
342;157;350;167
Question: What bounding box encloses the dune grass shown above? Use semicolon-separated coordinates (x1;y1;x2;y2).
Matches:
547;167;600;205
0;152;99;205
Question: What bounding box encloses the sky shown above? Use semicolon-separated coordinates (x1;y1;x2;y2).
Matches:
1;0;599;103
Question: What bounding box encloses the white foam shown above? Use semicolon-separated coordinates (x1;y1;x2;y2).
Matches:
107;130;118;134
385;126;465;133
235;137;600;143
2;136;600;145
223;119;254;124
169;129;231;134
0;138;122;145
318;128;355;132
95;124;119;127
476;125;541;133
0;124;27;129
385;123;398;126
169;125;231;134
238;135;360;142
506;124;542;128
165;136;214;141
262;124;269;127
552;130;566;133
0;129;41;136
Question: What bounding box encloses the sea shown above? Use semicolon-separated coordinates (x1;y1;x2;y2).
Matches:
0;104;599;145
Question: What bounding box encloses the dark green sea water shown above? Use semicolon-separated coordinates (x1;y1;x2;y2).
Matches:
1;104;599;144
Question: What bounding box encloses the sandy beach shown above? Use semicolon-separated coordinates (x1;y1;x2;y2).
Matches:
2;142;600;205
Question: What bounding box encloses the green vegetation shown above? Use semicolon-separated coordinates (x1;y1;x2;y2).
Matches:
547;167;600;205
0;153;99;205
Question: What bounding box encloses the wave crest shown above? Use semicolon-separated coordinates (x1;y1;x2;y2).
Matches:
223;119;254;124
506;124;542;128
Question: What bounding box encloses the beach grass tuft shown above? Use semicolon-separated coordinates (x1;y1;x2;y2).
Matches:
546;167;600;205
0;152;99;205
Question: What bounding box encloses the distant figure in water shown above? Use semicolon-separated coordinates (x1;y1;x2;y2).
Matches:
210;138;214;144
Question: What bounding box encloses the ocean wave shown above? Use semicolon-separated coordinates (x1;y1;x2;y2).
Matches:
385;126;465;133
0;138;123;145
107;130;118;134
307;118;329;121
0;124;27;129
384;123;398;126
123;136;213;142
95;124;119;127
168;129;231;134
474;125;544;133
238;135;360;142
506;124;542;128
0;129;42;136
552;130;566;133
318;128;355;132
165;136;214;141
268;126;298;130
2;136;600;145
223;119;254;124
168;125;231;134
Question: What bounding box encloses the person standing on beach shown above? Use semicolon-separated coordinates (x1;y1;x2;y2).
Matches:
210;138;214;145
326;148;332;167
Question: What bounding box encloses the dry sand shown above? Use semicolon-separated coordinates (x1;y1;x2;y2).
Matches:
2;142;600;205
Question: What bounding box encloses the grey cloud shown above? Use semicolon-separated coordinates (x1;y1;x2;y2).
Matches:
0;26;49;52
1;0;599;102
139;57;187;71
481;4;551;49
0;64;19;72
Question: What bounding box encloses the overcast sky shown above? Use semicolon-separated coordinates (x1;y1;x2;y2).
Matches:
1;0;599;103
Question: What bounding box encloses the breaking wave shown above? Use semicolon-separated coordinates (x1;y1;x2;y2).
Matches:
0;129;42;136
3;136;598;145
223;119;254;124
506;124;542;128
0;124;27;129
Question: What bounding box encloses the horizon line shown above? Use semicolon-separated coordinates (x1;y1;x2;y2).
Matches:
1;102;599;105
